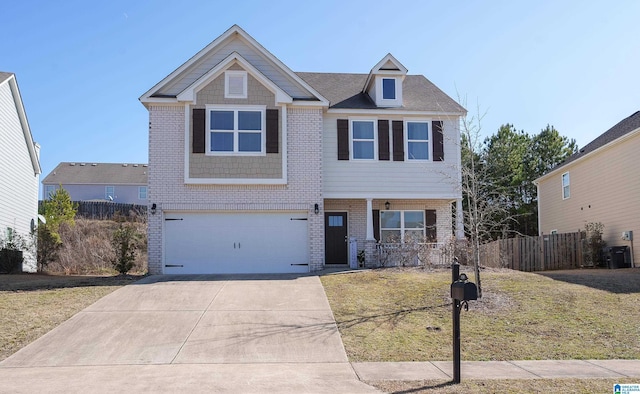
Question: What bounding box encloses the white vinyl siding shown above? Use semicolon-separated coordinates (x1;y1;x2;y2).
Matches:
323;114;461;198
0;79;39;272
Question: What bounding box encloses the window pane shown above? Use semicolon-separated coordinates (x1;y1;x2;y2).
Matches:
228;75;244;95
211;111;234;130
238;132;261;152
562;173;570;186
404;211;425;228
328;216;343;227
405;230;425;242
381;211;401;229
408;142;429;160
211;132;234;151
381;230;401;243
408;122;429;140
352;121;374;139
353;141;374;159
238;111;261;130
382;78;395;99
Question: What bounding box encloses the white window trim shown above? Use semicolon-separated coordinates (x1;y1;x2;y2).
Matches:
562;172;570;200
138;186;147;200
349;118;378;160
382;77;396;100
380;210;426;243
105;186;115;200
206;104;266;156
44;185;57;200
376;76;402;107
224;70;247;99
404;119;432;161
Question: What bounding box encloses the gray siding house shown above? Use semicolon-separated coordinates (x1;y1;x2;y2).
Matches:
42;162;148;204
0;72;41;272
140;25;465;275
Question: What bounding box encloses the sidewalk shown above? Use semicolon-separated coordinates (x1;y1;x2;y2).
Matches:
352;359;640;381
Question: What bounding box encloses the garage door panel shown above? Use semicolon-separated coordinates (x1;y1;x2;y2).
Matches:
164;212;309;274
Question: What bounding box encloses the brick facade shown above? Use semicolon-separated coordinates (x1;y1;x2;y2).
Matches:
147;104;324;274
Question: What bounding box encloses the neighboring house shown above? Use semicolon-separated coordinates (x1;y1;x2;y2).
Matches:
42;162;148;204
0;72;41;272
536;110;640;266
140;25;465;275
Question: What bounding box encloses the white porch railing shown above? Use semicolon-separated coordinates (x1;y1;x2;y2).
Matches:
376;242;450;267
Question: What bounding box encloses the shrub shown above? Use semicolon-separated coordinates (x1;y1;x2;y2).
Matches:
583;222;606;267
111;223;140;275
36;225;61;272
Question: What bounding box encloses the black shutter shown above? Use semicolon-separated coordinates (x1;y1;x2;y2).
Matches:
337;119;349;160
432;121;444;161
192;108;205;154
378;120;390;161
373;209;380;242
266;109;279;153
425;209;437;242
392;120;404;161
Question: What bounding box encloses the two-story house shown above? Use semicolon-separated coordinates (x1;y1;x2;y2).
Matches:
140;25;465;275
0;72;41;272
536;111;640;267
42;162;148;204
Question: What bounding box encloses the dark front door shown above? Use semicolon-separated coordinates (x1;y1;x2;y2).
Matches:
325;212;348;264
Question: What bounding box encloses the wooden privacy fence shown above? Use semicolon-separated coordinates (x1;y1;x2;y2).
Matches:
479;232;584;272
75;201;147;220
39;201;147;220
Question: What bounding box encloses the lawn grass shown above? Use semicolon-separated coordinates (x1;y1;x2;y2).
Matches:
0;274;142;361
320;267;640;362
368;378;638;393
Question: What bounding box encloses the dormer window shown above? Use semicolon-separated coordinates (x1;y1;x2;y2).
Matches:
382;78;396;100
225;70;247;99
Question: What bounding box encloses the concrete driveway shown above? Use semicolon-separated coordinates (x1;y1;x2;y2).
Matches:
0;274;379;393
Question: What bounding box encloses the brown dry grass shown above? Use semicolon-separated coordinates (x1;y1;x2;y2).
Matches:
0;274;143;361
368;378;637;393
320;267;640;362
50;218;147;275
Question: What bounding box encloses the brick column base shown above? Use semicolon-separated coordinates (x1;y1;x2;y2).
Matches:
364;240;378;268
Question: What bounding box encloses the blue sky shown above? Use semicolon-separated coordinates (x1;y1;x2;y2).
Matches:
3;0;639;195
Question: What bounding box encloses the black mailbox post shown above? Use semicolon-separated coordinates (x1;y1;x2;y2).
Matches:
451;259;477;384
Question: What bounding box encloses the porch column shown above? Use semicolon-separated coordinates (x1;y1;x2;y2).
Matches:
455;198;465;239
366;198;375;241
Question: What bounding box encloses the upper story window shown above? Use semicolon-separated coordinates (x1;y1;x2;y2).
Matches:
138;186;148;200
562;172;570;199
380;210;425;243
351;120;376;160
44;185;57;200
406;121;430;160
374;76;402;107
105;186;115;200
382;78;396;100
207;105;265;155
224;70;247;99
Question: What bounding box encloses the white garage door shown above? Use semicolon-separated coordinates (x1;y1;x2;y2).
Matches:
163;211;309;274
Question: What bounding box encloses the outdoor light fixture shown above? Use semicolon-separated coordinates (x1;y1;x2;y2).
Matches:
385;201;390;210
314;203;319;215
151;203;157;215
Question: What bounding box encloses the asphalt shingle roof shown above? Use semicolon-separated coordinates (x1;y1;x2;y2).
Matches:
42;162;148;185
550;110;640;173
0;72;13;84
296;72;465;113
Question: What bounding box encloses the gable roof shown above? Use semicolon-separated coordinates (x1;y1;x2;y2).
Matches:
297;72;465;113
0;72;41;175
140;25;328;106
537;110;640;181
42;162;148;185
